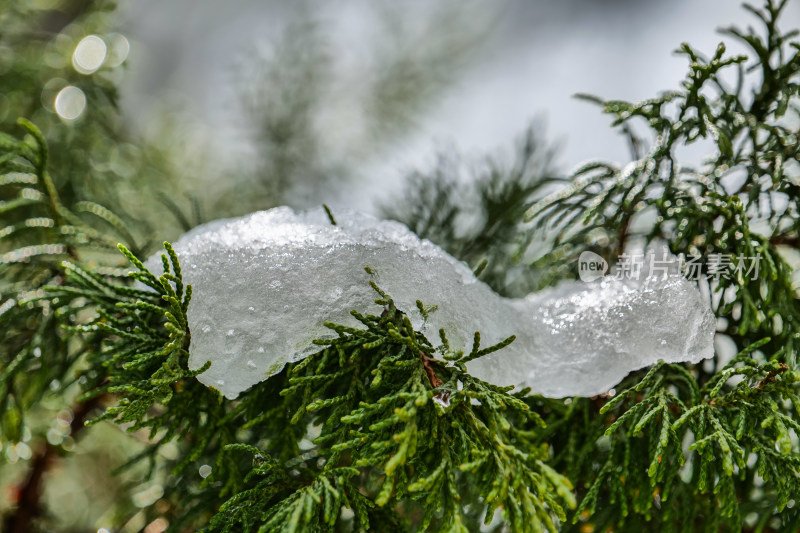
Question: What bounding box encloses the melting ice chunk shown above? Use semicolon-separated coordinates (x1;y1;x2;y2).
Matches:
145;206;715;400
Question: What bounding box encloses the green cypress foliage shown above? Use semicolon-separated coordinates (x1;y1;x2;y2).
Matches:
523;1;800;529
2;0;800;531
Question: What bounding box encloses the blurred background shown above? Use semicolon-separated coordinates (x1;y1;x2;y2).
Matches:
2;0;799;530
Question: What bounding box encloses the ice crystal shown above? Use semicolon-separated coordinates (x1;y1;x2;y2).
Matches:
146;206;715;399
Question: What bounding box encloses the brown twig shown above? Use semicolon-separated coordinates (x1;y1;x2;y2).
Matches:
2;394;106;533
769;235;799;248
420;352;443;389
420;352;452;406
755;363;788;389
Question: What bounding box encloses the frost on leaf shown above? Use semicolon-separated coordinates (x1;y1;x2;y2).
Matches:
146;206;715;399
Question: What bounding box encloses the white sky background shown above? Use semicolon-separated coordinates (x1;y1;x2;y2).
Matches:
116;0;800;212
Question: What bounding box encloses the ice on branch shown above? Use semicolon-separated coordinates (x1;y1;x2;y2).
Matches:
146;206;715;399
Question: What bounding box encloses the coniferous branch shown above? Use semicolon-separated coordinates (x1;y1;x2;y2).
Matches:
0;119;124;443
42;243;254;530
234;6;485;211
15;215;571;532
0;118;145;531
208;283;572;533
376;1;800;529
518;1;800;530
383;124;560;297
563;356;799;531
0;120;219;530
2;1;799;531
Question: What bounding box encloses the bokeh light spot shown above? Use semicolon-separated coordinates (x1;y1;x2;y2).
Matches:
144;517;169;533
106;33;130;67
73;35;107;74
54;86;86;121
41;77;68;112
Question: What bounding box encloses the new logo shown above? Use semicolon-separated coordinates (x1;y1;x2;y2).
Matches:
578;251;608;282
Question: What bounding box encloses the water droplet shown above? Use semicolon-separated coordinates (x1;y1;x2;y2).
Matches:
248;306;255;312
247;360;257;368
226;329;235;336
257;346;265;353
